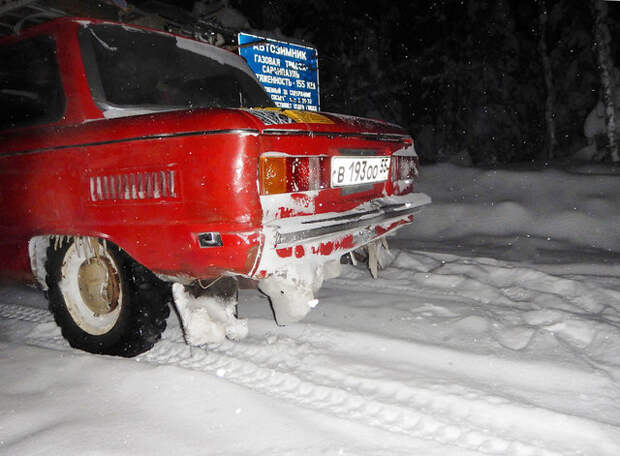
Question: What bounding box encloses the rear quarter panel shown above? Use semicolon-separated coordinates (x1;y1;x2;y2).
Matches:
0;110;264;281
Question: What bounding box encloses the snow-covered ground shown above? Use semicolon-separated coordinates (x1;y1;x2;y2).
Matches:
2;163;620;455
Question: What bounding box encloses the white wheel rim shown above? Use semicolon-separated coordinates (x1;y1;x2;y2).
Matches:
59;242;123;335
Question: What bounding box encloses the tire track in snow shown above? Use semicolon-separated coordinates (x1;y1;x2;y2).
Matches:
0;302;53;323
206;328;620;455
141;337;563;456
0;301;594;456
4;252;620;455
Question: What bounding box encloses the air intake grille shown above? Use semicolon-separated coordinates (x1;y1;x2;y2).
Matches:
89;170;177;202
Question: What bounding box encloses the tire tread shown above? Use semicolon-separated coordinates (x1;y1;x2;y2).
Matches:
45;239;170;357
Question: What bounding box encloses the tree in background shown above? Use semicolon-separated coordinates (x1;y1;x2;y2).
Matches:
545;0;599;155
538;0;557;161
591;0;619;162
399;0;543;164
234;0;615;165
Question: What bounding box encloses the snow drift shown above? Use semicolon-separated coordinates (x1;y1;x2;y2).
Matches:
2;161;620;455
400;163;620;253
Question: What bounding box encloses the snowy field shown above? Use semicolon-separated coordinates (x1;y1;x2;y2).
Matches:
2;163;620;455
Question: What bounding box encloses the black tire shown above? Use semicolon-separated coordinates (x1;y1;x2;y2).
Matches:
45;238;171;357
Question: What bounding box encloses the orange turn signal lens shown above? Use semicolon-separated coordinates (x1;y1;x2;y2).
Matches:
260;156;287;195
260;155;330;195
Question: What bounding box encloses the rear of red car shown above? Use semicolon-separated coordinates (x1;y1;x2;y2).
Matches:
248;110;428;270
236;109;429;322
0;17;429;355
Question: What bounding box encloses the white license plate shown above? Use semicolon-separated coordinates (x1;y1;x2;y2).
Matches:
331;156;391;187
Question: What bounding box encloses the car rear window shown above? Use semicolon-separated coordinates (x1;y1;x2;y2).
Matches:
78;24;274;111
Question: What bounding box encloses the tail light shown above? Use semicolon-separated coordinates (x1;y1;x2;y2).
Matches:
391;155;419;182
260;155;330;195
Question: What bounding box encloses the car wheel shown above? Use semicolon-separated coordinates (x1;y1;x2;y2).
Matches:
45;237;170;357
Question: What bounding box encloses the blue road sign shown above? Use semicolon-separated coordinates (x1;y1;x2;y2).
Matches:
238;33;320;112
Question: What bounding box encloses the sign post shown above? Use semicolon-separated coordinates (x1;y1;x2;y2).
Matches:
238;33;320;112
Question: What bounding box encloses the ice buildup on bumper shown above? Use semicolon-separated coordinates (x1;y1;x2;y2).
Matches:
253;188;431;324
172;282;248;345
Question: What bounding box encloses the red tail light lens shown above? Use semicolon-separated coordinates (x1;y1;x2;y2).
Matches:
391;155;419;181
260;156;330;195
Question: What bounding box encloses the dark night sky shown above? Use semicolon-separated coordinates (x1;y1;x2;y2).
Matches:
149;0;619;164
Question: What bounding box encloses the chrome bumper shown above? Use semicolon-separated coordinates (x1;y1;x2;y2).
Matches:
271;193;431;247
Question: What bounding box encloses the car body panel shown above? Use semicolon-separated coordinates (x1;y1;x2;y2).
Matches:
0;17;429;286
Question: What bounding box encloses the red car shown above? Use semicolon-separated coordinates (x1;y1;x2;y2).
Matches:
0;17;430;356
